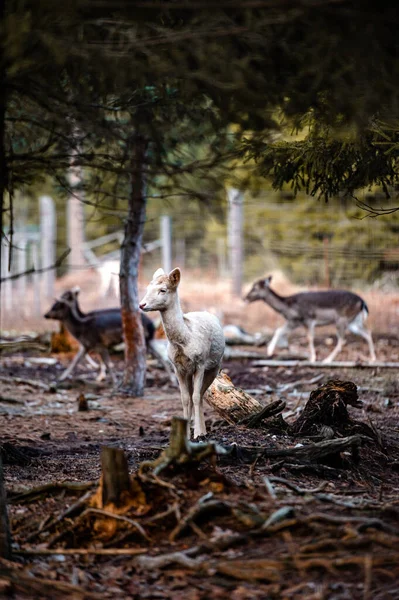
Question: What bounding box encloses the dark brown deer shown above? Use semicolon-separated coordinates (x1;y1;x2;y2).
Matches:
44;287;176;383
244;276;376;363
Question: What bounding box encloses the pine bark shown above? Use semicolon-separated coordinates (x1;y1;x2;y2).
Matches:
119;134;148;395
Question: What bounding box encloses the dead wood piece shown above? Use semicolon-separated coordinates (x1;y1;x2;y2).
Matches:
137;550;204;570
205;371;264;425
0;396;24;405
239;399;286;428
83;508;150;541
77;392;89;411
0;340;47;354
15;547;147;556
135;547;204;570
170;499;231;541
139;417;227;476
25;490;93;542
252;360;399;368
9;481;95;504
0;568;103;599
268;476;328;496
213;558;282;582
0;375;51;391
262;435;363;465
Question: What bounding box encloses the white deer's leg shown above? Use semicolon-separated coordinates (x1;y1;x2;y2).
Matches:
307;320;317;363
58;345;87;381
348;314;377;362
322;321;346;363
176;372;192;436
267;323;292;357
199;366;220;434
192;368;205;438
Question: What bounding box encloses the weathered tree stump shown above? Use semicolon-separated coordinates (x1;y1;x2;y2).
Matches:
291;379;376;439
140;417;227;476
205;372;265;425
0;455;11;558
100;447;131;507
50;323;77;353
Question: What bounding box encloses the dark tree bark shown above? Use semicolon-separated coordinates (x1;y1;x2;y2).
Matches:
119;134;148;395
0;3;7;290
0;455;11;558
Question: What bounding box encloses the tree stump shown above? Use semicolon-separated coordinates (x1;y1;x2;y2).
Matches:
99;447;135;508
50;323;77;353
0;455;11;558
291;379;376;439
205;371;265;425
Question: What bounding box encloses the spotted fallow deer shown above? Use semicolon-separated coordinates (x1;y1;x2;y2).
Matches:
139;268;225;438
244;276;376;363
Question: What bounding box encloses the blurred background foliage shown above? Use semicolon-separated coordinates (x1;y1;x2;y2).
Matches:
2;0;399;289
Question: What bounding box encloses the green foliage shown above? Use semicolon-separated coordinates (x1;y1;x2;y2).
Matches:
241;190;399;286
241;119;399;203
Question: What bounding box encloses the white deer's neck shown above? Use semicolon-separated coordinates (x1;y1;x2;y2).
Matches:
160;294;188;345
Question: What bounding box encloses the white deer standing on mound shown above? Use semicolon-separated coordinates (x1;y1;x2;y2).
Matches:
139;267;225;438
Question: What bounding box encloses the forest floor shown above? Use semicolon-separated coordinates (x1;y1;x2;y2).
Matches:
1;328;399;599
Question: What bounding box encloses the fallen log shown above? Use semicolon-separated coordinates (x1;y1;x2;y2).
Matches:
205;372;265;425
252;359;399;368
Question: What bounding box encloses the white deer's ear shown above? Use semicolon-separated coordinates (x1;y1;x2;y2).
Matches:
152;268;165;279
168;267;181;288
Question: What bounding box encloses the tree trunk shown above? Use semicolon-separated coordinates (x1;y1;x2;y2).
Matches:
119;134;148;395
0;17;7;291
0;455;11;559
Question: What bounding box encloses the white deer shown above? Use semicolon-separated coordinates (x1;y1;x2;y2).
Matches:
244;275;376;363
139;267;225;438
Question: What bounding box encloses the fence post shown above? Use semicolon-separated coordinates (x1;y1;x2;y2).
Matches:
161;215;172;273
227;188;244;297
16;237;27;315
30;242;41;316
67;144;86;272
39;195;56;300
1;242;12;314
217;237;228;278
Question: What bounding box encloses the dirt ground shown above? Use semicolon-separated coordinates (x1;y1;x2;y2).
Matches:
1;271;399;599
1;325;399;599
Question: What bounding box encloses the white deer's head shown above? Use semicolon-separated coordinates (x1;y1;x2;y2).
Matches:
139;267;181;312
